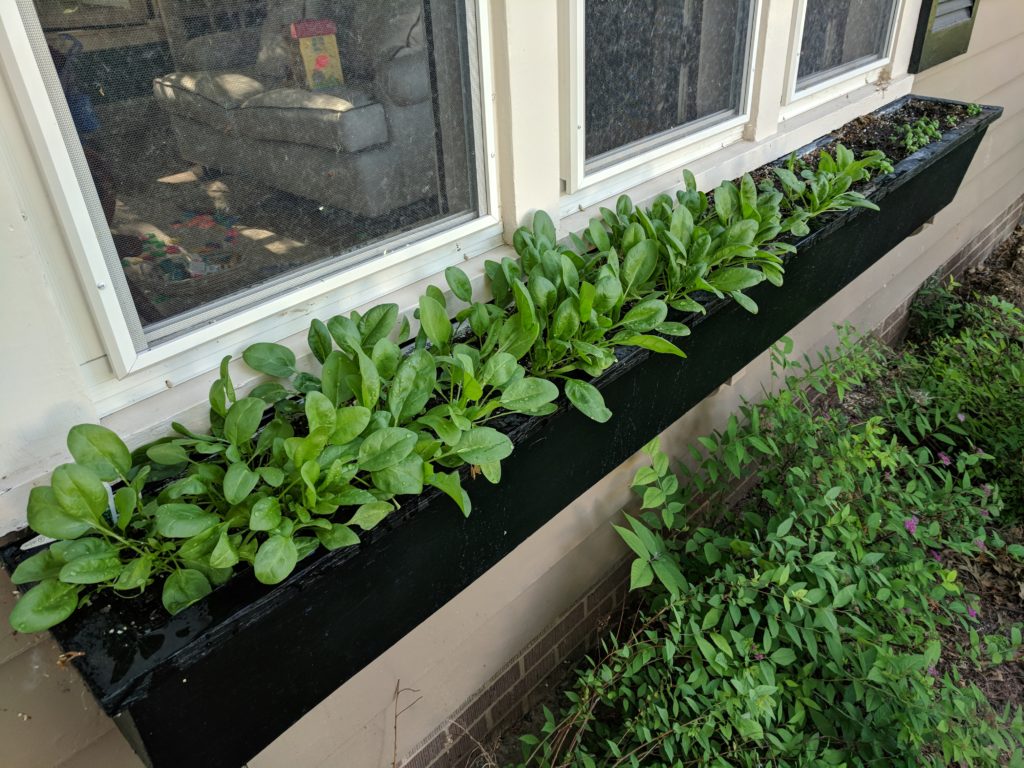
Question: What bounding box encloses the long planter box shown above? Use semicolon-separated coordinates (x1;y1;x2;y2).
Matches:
1;95;1001;768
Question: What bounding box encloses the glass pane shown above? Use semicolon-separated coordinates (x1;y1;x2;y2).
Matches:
584;0;753;164
29;0;478;335
796;0;897;89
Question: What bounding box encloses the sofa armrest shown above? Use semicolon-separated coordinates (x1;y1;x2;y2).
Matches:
375;49;432;107
235;87;388;153
181;29;260;72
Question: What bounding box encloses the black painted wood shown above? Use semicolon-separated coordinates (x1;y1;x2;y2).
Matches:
1;96;1000;768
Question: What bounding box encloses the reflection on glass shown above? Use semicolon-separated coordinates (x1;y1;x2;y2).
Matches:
797;0;897;89
32;0;477;332
584;0;753;164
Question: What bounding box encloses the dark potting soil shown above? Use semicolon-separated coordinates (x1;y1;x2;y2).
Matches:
746;98;971;191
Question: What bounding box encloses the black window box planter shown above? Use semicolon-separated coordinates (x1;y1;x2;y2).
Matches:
2;95;1001;768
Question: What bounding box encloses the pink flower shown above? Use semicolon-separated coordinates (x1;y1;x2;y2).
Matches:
982;484;992;497
938;452;952;467
930;550;942;562
981;508;990;517
975;539;986;551
904;516;919;535
754;653;765;661
957;412;966;422
928;666;939;677
968;607;978;618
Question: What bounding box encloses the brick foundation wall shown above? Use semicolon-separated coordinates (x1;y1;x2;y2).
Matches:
399;195;1024;768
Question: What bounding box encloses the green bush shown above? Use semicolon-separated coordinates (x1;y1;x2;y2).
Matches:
513;329;1023;767
903;283;1024;518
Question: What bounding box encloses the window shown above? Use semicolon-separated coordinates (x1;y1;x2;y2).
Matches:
795;0;899;91
583;0;754;170
20;0;482;345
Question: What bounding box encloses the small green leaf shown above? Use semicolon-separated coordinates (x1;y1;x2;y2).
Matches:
224;397;267;445
307;318;333;363
59;552;123;584
209;530;239;569
249;497;282;531
419;295;452;349
162;569;212;614
630;558;654;590
358;428;418;471
254;535;299;585
358;303;399;347
242;343;296;378
223;463;259;505
347;501;392;531
564;380;612;423
51;464;107;523
454;427;514;465
9;580;79;633
147;442;189;466
429;471;472;517
617;334;686;359
257;467;284;487
499;377;559;415
114;557;152;591
331;406;372;445
304;391;336;434
317;524;361;551
771;647;797;666
371;454;424;495
67;424;131;482
155;503;220;538
445;266;473;303
27;486;93;540
11;550;64;584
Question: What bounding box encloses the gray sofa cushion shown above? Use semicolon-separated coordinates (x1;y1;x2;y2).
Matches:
375;49;431;106
234;87;388;153
181;29;260;72
152;71;266;131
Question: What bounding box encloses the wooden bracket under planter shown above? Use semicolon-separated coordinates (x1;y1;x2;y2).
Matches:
1;95;1001;768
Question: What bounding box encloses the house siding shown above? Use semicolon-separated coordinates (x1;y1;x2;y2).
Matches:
0;1;1023;766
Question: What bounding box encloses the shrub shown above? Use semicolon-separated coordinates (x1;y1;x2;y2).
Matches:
513;330;1023;767
902;284;1024;518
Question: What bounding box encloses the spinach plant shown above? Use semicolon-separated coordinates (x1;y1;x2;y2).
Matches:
507;211;687;422
773;143;891;235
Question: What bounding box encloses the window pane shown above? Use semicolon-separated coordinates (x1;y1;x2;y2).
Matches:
27;0;479;336
584;0;753;164
797;0;897;89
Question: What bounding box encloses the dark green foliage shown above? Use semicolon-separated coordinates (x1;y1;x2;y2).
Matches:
9;142;896;632
513;323;1024;767
905;281;1024;518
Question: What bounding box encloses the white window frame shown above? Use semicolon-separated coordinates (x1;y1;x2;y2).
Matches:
782;0;909;119
559;0;764;211
0;0;501;379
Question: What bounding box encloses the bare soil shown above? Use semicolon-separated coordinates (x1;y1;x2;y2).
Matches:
960;224;1024;308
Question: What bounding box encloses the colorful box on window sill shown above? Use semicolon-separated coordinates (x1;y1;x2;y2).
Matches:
290;19;344;90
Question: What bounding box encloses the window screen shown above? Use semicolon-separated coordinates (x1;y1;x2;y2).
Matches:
22;0;480;344
584;0;754;167
796;0;899;89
